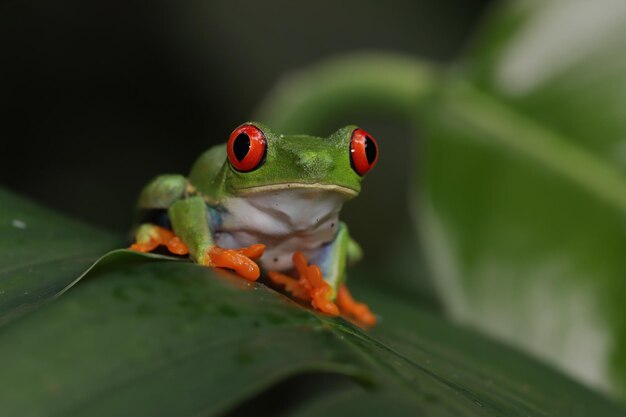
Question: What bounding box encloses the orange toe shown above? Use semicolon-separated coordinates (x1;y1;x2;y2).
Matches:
209;247;261;281
293;251;309;275
292;251;340;316
267;271;310;300
311;286;340;316
337;284;377;326
130;240;159;253
236;244;266;260
130;225;189;256
166;236;189;255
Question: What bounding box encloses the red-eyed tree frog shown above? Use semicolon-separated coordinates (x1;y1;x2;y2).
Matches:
130;122;378;325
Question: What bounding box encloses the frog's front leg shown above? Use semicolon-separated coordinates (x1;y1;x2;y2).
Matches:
267;250;341;315
268;223;376;325
168;196;265;280
130;224;190;255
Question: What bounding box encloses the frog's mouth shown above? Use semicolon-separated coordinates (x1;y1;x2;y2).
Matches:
234;183;358;197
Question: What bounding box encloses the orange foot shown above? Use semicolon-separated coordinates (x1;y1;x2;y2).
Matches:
130;225;189;255
130;225;265;281
205;244;266;281
268;252;339;316
337;284;377;326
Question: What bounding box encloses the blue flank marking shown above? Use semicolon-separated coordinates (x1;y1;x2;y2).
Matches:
207;205;223;231
313;241;334;278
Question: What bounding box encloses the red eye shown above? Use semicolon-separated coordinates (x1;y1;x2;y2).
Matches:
227;124;267;172
350;128;378;176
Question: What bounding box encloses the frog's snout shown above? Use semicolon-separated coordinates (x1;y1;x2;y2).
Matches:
297;152;334;178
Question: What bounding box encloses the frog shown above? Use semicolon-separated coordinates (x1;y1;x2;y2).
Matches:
130;122;379;325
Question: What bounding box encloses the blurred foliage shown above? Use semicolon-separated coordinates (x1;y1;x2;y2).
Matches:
0;188;121;324
1;189;624;416
421;0;626;397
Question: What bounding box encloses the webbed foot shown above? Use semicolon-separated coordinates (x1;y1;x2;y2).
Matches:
131;225;265;281
204;244;266;281
268;251;339;316
130;224;189;255
337;284;377;326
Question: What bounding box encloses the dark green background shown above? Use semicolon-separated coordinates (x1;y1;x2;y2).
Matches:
0;0;489;233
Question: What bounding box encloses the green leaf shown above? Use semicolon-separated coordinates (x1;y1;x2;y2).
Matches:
0;188;122;324
0;252;623;417
418;0;626;397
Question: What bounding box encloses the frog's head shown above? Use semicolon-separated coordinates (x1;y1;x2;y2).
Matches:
217;122;378;199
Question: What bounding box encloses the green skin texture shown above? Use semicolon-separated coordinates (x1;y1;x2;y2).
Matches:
135;122;366;297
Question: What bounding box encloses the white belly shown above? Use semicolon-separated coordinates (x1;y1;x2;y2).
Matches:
214;189;346;271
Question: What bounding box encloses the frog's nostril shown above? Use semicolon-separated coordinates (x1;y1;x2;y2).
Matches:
299;153;333;169
298;153;334;176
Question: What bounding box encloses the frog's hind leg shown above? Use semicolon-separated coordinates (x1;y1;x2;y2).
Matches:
130;224;189;255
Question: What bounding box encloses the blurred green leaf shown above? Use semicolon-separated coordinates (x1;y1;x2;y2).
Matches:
419;0;626;397
0;188;623;416
0;189;122;324
255;53;436;133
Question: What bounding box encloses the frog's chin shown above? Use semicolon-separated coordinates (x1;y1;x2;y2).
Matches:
233;183;358;197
